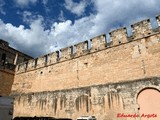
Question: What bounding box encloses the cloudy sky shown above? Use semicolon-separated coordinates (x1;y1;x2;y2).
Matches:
0;0;160;57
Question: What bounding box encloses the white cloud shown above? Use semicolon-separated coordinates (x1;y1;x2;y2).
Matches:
1;0;160;57
0;18;49;57
22;11;33;23
21;11;45;25
64;0;87;16
14;0;37;7
0;15;94;57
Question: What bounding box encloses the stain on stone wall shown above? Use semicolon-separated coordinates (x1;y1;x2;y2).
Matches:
12;77;160;120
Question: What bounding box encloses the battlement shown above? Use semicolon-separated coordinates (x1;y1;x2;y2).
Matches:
109;27;128;46
90;34;106;52
60;46;73;61
74;40;89;56
131;19;152;39
16;15;160;73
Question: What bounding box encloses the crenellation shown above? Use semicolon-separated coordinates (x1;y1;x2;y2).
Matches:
13;15;160;74
27;59;36;71
131;19;152;39
17;62;27;73
90;34;106;52
47;52;57;65
75;40;89;56
109;28;128;46
36;56;46;68
105;41;113;48
60;46;72;61
156;15;160;26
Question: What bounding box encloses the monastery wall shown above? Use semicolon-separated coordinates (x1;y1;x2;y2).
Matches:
12;16;160;94
12;78;160;120
11;15;160;120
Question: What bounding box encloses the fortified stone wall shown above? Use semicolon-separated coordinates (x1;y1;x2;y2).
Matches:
12;15;160;93
11;15;160;120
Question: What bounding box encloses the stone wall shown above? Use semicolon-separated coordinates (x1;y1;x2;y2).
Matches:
11;15;160;119
12;18;160;93
12;77;160;120
0;70;14;96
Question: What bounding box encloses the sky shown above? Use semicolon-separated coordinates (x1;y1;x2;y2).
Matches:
0;0;160;58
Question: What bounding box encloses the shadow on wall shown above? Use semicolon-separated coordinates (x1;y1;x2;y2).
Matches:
13;117;72;120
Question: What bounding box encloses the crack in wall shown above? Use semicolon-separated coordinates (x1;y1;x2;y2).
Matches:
138;45;146;75
76;61;79;87
138;45;141;54
141;60;146;75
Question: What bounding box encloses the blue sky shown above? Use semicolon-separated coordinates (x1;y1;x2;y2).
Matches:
0;0;160;57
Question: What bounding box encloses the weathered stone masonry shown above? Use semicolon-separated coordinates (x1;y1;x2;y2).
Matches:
12;78;160;120
11;15;160;120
